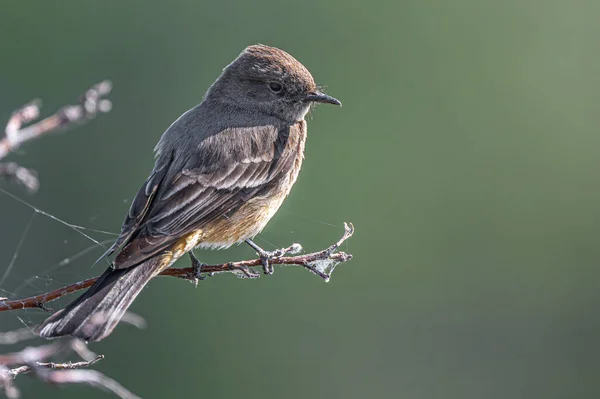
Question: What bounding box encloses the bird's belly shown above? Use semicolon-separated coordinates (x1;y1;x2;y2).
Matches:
198;184;290;249
198;120;306;249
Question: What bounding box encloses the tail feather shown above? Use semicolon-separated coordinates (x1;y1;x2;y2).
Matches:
36;256;163;342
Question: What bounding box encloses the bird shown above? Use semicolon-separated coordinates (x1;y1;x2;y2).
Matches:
36;44;341;342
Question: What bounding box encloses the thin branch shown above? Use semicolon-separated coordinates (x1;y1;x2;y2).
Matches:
34;368;140;399
0;223;354;313
0;81;112;192
7;355;104;378
0;328;34;345
0;331;143;399
0;163;38;192
0;366;19;399
0;80;136;399
0;342;64;366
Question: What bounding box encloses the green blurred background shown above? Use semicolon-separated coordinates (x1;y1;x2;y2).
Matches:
1;1;600;398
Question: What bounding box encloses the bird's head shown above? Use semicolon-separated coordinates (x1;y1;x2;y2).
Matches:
209;44;341;122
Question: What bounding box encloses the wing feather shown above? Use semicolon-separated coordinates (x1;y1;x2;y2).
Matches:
111;124;300;269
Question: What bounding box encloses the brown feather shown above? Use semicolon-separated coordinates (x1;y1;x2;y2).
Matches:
113;121;306;268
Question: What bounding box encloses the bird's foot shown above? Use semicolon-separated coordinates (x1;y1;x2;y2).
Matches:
188;251;207;286
245;239;303;275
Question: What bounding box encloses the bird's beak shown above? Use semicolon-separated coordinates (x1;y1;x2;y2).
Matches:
305;91;342;106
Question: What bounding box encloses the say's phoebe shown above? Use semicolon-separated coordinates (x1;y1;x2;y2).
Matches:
36;45;341;342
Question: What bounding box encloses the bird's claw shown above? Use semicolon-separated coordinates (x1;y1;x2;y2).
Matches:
260;252;276;275
245;239;302;276
189;252;207;285
260;247;295;275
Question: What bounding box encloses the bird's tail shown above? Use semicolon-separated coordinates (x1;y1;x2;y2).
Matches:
36;256;165;342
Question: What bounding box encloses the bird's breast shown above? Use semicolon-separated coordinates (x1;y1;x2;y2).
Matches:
200;121;307;248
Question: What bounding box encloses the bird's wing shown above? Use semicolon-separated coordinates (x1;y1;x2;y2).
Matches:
111;123;301;269
101;150;173;260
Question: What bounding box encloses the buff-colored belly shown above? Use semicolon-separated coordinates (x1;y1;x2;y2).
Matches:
156;192;286;272
199;187;289;248
168;121;306;254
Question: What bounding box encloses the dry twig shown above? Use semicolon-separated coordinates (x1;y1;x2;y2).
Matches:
0;223;354;313
0;81;123;398
0;81;112;192
0;330;141;399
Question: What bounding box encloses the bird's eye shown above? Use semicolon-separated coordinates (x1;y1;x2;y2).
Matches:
269;82;283;93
